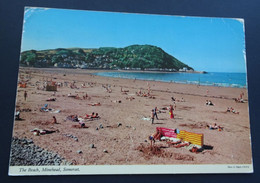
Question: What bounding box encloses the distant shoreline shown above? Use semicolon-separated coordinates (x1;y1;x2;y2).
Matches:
19;67;247;89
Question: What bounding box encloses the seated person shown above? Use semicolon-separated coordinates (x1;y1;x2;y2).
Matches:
208;100;214;106
209;101;214;105
15;111;21;120
231;107;239;114
79;121;86;128
226;107;231;112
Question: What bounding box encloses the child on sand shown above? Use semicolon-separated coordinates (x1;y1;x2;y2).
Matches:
148;130;161;147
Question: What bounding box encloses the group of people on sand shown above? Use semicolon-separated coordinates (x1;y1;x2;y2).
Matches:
126;96;135;101
85;112;100;119
136;89;155;98
81;82;95;88
102;84;112;93
148;129;162;146
171;97;185;102
150;105;175;124
235;91;245;103
70;81;79;89
226;107;239;114
66;112;100;128
148;128;190;148
67;93;89;100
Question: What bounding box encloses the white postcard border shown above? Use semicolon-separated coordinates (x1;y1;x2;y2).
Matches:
9;164;253;175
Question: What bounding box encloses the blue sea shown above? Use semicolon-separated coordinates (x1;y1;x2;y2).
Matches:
94;71;247;88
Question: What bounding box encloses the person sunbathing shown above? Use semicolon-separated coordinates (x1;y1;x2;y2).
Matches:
121;87;129;92
91;113;100;118
85;112;95;119
67;115;79;122
160;107;168;110
207;123;218;129
88;102;101;106
207;123;224;130
126;96;135;101
230;107;239;114
174;142;190;148
68;93;75;97
142;93;149;97
46;98;56;101
112;100;122;103
235;98;245;103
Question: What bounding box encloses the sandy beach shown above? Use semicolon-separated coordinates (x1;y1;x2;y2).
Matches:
11;67;252;165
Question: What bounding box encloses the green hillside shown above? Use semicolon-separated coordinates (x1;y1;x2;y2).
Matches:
20;45;193;71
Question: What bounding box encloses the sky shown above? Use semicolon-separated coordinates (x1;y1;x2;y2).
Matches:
21;7;247;73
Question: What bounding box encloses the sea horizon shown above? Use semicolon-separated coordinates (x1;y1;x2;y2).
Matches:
94;71;247;88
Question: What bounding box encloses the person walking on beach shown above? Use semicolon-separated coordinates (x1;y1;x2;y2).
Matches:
52;116;57;124
24;91;28;101
154;107;159;120
151;109;155;124
169;105;174;119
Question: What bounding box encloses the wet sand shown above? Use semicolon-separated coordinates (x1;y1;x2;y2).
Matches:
11;67;252;165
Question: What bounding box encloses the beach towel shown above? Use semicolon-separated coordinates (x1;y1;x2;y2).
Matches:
50;110;60;114
40;104;49;111
142;117;151;121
